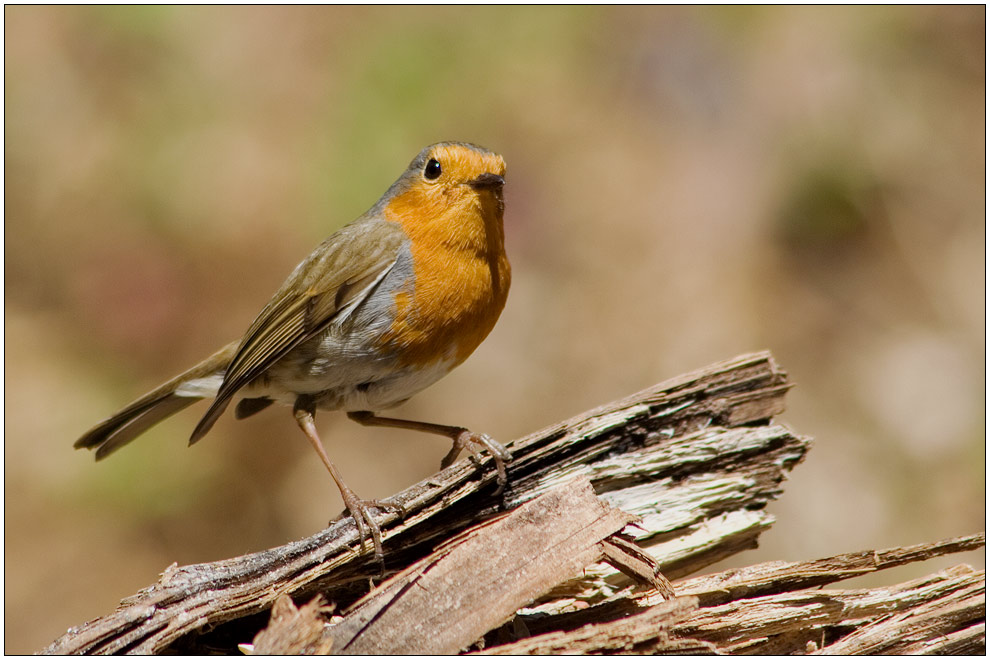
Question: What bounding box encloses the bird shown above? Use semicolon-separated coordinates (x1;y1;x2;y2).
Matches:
75;141;512;559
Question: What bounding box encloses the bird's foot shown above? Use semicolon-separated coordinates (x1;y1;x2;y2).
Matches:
440;430;512;493
332;491;404;563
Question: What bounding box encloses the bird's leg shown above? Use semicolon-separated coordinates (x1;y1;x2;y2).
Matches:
347;411;512;490
294;400;392;561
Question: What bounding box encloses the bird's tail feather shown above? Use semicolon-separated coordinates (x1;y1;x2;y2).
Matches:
75;340;240;459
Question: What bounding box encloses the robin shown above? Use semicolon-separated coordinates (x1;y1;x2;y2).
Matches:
75;141;512;558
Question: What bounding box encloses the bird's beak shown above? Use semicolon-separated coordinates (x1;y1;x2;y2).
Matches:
468;172;505;190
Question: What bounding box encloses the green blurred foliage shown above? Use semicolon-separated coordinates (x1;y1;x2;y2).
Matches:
4;5;984;653
777;153;876;250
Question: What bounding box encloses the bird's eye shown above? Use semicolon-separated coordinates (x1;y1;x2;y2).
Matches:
424;158;442;180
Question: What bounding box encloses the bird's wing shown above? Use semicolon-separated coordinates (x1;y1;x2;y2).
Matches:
190;218;407;443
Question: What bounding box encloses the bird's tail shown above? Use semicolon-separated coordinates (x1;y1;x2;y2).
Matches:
74;341;240;460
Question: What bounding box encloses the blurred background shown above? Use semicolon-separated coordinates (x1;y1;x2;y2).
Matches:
4;6;985;653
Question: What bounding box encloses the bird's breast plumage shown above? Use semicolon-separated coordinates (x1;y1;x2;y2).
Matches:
378;185;510;370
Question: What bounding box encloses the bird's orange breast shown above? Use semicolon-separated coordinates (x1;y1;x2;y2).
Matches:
379;183;510;369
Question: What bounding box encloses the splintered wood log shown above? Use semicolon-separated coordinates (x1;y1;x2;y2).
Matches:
45;351;801;654
48;351;985;655
678;562;985;655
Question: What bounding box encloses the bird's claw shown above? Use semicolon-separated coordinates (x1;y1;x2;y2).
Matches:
440;430;512;493
332;496;404;564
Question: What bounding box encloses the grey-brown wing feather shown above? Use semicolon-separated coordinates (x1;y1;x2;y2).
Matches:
189;218;406;443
